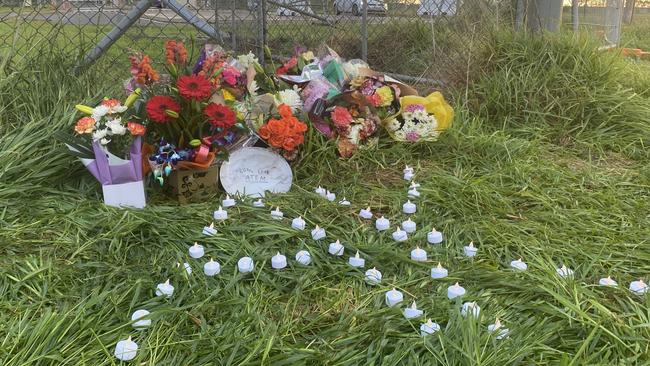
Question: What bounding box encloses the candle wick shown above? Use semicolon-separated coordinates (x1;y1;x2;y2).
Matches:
127;336;132;341
366;206;370;211
165;279;169;285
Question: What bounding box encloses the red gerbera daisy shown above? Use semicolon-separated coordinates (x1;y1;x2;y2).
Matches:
146;96;180;123
177;75;212;100
204;103;236;129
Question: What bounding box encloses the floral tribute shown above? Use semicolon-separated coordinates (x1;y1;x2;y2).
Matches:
70;92;142;151
257;104;308;161
382;92;454;142
124;40;256;183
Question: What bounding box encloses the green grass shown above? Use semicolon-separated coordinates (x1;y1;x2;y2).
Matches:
1;28;650;365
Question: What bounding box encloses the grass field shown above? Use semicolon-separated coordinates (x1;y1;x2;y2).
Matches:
1;23;650;366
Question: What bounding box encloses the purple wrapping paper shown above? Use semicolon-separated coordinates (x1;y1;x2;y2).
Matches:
85;137;143;185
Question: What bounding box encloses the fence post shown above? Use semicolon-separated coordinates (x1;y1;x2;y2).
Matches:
515;0;525;30
361;0;368;61
604;0;623;45
231;0;236;50
258;0;267;64
571;0;578;32
527;0;563;33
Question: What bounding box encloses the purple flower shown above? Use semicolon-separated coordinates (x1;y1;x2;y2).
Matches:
405;104;425;112
406;131;420;142
192;47;207;75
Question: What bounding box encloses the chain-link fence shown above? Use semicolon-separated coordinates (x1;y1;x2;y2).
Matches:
1;0;647;87
1;0;512;88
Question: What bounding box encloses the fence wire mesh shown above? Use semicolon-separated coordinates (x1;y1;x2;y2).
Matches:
1;0;644;88
1;0;513;87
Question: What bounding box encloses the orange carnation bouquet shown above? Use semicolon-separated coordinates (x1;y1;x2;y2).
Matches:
257;104;308;161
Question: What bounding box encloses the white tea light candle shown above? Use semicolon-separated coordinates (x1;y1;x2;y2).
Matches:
409;181;421;189
202;222;217;236
487;319;509;339
463;241;477;257
598;276;617;286
629;279;648;294
403;171;414;181
402;200;416;214
401;218;416;233
291;216;306;230
114;336;138;361
403;301;424;319
338;197;351;206
315;186;326;196
359;207;373;219
385;288;404;307
253;199;264;207
271;207;284;220
155;279;174;297
420;319;440;336
203;258;221;276
392;227;408;242
375;216;390;231
325;190;336;201
364;267;382;285
271;252;287;269
328;240;344;256
131;309;151;329
427;228;443;244
238;257;254;273
510;258;527;271
447;282;466;300
430;263;448;279
213;206;228;221
556;265;574;278
222;195;236;208
348;251;365;268
189;242;204;259
311;225;326;240
410;246;427;262
407;187;420;199
403;165;414;175
295;250;311;265
461;302;481;317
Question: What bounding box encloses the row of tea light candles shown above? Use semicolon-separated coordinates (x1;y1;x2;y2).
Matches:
115;166;649;360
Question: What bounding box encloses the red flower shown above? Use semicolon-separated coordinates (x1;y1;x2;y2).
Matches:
331;106;353;127
127;122;146;136
204;103;236;129
177;75;212;100
146;96;180;123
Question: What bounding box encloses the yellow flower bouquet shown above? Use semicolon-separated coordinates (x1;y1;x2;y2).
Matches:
382;92;454;142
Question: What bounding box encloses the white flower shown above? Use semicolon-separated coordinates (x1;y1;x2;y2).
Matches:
394;130;407;140
92;128;109;140
236;51;259;72
110;105;128;114
413;110;429;121
348;124;364;145
276;86;302;112
342;59;368;79
385;118;401;131
247;80;259;95
100;138;111;145
91;105;110;121
105;118;127;135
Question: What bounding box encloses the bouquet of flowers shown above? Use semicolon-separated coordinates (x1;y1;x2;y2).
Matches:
256;103;308;161
126;40;249;184
59;92;147;208
275;47;316;76
382;92;454;142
